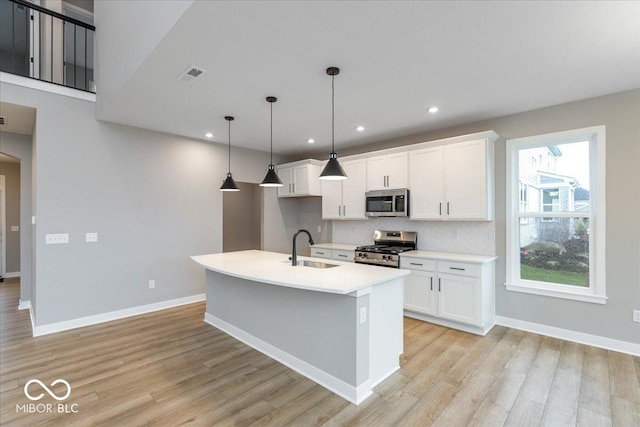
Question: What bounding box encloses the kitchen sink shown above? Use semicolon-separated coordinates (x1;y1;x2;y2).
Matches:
299;260;339;269
282;259;340;268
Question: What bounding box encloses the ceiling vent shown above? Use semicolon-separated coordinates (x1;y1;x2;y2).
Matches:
176;66;205;82
0;117;5;125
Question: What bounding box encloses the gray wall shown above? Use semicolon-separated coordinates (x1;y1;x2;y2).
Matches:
223;182;261;253
309;89;640;345
0;161;20;273
0;131;33;304
0;81;284;326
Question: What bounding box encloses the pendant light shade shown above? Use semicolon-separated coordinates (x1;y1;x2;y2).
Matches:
260;96;284;187
319;66;348;180
220;116;240;192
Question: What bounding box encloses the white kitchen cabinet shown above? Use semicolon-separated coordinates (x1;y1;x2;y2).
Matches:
276;160;323;198
409;137;495;220
401;254;495;335
310;247;354;262
366;152;408;191
322;159;367;220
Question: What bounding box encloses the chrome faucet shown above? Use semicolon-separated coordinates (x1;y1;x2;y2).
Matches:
292;229;315;266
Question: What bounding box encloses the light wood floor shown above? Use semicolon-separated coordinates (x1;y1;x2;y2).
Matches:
1;280;638;426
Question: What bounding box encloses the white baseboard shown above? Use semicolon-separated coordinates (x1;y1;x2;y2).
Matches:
495;315;640;357
204;312;372;405
4;272;20;278
32;294;205;337
18;299;31;310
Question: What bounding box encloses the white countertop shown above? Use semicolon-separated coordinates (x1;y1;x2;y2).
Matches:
191;250;409;295
400;250;497;264
311;243;360;251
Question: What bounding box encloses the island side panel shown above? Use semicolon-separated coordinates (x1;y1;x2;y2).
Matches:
368;277;404;387
205;270;369;388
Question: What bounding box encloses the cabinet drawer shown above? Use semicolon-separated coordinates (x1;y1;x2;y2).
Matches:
438;261;481;277
332;249;354;262
400;257;436;271
311;248;332;259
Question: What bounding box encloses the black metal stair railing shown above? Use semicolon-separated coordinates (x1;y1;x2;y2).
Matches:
1;0;95;93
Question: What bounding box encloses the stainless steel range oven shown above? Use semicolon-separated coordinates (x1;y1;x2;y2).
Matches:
355;230;417;268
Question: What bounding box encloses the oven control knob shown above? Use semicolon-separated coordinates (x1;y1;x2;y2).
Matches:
382;255;388;261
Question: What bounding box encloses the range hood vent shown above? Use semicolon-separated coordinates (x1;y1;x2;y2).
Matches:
176;66;206;82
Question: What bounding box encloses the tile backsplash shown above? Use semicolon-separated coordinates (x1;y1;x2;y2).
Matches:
332;218;496;256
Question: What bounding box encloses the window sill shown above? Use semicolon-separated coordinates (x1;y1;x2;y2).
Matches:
505;282;607;305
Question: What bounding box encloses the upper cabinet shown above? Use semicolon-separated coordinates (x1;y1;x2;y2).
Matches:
322;158;367;220
276;160;323;198
366;152;408;191
409;136;496;220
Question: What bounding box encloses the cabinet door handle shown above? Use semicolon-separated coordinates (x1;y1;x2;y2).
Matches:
450;267;466;271
289;183;292;193
430;277;433;291
438;278;441;292
439;202;442;215
338;206;341;216
292;183;295;193
410;262;423;266
447;202;450;215
343;205;346;216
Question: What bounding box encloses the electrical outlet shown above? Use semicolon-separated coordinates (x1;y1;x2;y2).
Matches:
360;307;367;324
11;226;19;232
633;310;640;323
45;233;69;244
317;225;322;233
85;232;98;243
149;280;156;289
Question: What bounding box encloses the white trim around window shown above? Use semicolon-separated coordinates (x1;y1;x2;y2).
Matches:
505;126;606;304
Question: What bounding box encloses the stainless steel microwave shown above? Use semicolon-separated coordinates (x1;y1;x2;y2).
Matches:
365;189;409;217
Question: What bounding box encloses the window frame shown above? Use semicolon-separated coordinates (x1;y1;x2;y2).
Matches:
505;126;606;304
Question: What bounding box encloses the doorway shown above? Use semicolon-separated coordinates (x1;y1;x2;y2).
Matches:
222;182;262;252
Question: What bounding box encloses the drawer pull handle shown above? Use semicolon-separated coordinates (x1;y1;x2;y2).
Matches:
339;254;348;258
450;267;466;271
410;262;423;266
317;251;325;255
430;277;433;291
438;278;442;292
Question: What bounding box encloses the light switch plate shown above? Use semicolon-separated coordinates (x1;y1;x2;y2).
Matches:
11;226;19;232
46;233;69;244
85;232;98;243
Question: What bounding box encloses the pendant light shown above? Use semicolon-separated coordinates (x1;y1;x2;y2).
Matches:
319;66;348;180
259;96;284;187
220;116;240;191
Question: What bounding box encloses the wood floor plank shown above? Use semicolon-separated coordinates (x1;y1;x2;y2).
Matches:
540;340;584;426
350;390;418;426
611;396;640;427
579;346;612;418
400;380;459;426
503;396;545;427
609;350;640;404
517;336;563;405
576;407;613;427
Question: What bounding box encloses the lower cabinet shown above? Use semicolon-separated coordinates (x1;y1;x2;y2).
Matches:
401;256;495;335
311;247;354;262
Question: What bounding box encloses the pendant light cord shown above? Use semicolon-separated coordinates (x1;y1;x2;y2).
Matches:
228;120;231;174
270;102;274;165
331;73;335;153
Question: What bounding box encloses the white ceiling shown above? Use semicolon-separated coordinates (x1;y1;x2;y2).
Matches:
98;1;640;156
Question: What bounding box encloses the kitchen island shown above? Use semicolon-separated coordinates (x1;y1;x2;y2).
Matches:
191;250;409;404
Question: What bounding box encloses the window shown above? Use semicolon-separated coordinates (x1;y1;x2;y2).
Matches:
506;126;606;304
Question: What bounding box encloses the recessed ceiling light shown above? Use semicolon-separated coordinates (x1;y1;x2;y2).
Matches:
307;138;315;144
205;132;213;138
428;106;439;113
356;126;365;132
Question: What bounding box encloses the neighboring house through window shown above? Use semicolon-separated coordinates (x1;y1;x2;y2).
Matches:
506;126;606;304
